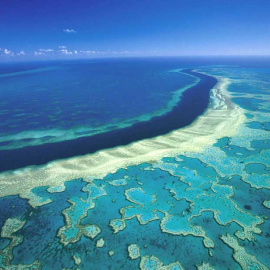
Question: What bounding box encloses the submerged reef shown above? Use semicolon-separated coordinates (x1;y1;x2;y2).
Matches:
0;66;270;269
0;218;41;269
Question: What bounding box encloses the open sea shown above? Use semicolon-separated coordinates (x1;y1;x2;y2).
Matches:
0;57;270;269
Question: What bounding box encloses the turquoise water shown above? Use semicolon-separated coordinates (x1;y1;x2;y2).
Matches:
0;62;270;269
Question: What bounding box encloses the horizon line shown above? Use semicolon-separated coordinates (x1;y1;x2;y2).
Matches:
1;54;270;64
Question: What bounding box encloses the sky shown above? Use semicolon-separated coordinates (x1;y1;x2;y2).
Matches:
1;0;270;61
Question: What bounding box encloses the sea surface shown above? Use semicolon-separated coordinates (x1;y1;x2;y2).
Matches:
0;59;199;150
0;57;270;269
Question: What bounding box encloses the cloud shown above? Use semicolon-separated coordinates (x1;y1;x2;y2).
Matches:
39;49;54;52
3;48;15;56
77;50;139;56
0;47;142;59
60;49;73;55
80;50;96;55
17;51;25;55
34;51;44;56
63;28;76;34
4;49;12;55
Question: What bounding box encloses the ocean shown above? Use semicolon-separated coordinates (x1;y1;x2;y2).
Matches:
0;57;269;269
